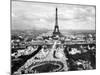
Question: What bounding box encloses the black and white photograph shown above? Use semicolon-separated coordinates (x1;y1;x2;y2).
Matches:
11;0;96;75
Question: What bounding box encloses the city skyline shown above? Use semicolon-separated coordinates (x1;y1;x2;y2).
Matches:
12;1;96;30
11;1;96;74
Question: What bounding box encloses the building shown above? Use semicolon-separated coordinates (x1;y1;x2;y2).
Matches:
52;8;64;39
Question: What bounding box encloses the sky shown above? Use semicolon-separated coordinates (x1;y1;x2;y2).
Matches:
12;0;96;30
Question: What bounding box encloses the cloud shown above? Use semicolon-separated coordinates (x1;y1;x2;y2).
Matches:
12;1;95;30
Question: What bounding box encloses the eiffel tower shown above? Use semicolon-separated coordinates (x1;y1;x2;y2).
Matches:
52;8;63;38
